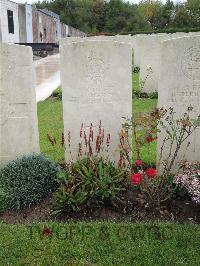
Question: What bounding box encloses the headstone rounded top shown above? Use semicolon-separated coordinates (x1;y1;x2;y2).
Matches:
181;46;200;80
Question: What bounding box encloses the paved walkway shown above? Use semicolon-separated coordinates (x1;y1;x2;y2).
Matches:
34;54;61;102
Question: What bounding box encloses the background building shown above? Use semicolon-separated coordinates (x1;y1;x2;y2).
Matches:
0;0;20;43
0;0;86;44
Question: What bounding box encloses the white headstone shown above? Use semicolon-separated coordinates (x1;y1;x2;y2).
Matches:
0;43;40;165
139;33;198;93
60;39;132;163
139;34;171;93
131;34;146;67
157;36;200;172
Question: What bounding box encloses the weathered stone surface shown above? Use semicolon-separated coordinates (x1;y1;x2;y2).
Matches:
0;43;40;166
60;39;132;163
138;33;195;93
131;34;147;67
157;36;200;172
139;34;171;93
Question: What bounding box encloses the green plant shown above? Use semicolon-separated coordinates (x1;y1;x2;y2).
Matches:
120;107;199;174
0;186;9;213
133;66;140;73
54;156;128;214
0;154;58;209
158;107;200;175
120;108;164;166
121;107;200;206
139;65;153;92
47;120;111;163
149;91;158;99
52;87;62;100
132;91;158;99
130;165;177;207
132;66;158;99
132;91;148;98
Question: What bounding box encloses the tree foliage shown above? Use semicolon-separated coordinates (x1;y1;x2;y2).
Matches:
36;0;200;34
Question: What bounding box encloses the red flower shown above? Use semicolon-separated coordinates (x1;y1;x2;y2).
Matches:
145;168;157;179
130;173;143;185
135;160;142;166
146;136;157;143
42;227;52;236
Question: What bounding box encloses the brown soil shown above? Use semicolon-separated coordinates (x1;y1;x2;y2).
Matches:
0;196;199;225
0;198;53;224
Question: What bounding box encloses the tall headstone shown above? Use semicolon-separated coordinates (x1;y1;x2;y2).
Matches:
131;34;146;67
60;39;132;163
139;34;171;93
157;36;200;172
0;43;40;165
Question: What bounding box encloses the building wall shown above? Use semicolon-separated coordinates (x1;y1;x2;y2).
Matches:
61;22;67;38
55;18;61;42
26;4;33;43
0;0;19;43
40;9;61;43
18;4;26;42
32;8;57;43
68;25;86;37
0;1;85;44
32;7;39;43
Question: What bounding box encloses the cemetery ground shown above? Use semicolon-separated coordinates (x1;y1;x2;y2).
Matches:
1;84;199;224
0;70;200;264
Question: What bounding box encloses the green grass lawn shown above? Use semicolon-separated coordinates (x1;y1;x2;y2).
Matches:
37;99;64;162
0;222;199;265
37;97;157;163
132;72;139;92
133;98;157;164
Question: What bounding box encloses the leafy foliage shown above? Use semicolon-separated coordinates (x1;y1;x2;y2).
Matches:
120;107;199;175
130;164;177;207
52;87;62;100
54;156;128;214
36;0;200;34
119;108;164;166
0;186;9;213
0;154;58;209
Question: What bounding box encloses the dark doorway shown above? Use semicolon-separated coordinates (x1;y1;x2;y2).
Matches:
7;10;14;34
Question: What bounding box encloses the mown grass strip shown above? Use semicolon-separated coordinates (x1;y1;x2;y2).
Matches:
0;222;199;265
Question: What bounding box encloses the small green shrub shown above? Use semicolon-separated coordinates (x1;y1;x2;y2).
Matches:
133;91;148;98
149;91;158;99
52;87;62;100
0;187;9;213
54;156;128;214
0;154;58;209
133;91;158;99
133;66;140;73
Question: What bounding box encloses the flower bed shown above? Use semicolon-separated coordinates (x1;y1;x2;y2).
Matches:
0;100;199;225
